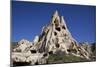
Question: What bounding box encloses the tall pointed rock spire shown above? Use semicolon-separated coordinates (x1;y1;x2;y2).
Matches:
51;10;60;25
53;10;59;17
61;16;72;38
61;16;67;28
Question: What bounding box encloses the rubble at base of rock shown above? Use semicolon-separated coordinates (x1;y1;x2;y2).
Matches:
11;11;95;66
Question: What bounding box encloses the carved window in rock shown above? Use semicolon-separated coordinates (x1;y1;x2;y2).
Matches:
54;31;57;36
30;45;32;48
43;53;48;57
54;18;58;23
62;25;66;30
49;51;53;54
55;43;60;48
35;62;39;65
15;57;18;60
55;27;61;31
30;50;37;53
54;19;59;27
21;41;24;44
67;49;71;52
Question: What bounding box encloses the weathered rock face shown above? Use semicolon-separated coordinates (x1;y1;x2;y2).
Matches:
79;42;93;57
13;39;33;52
12;52;49;65
35;11;77;53
34;11;90;59
12;39;49;65
12;11;91;66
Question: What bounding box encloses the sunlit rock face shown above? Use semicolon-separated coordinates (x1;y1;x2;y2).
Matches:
12;11;91;66
35;11;90;59
79;42;93;57
13;39;33;52
13;39;32;52
12;38;49;65
12;52;49;65
37;11;77;53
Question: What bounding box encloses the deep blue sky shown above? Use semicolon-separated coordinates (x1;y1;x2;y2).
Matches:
12;1;96;43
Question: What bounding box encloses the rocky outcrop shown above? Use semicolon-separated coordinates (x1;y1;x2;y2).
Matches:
12;39;49;65
12;11;91;66
13;39;33;52
34;11;90;59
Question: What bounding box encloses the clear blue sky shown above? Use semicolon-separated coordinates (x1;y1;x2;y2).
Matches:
12;1;96;43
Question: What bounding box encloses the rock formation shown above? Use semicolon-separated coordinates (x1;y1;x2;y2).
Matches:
12;10;91;66
33;11;90;59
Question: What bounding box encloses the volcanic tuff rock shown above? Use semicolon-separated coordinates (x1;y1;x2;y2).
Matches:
12;11;91;65
33;11;90;59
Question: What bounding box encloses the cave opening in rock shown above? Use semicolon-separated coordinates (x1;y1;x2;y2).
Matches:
55;27;61;31
43;53;48;57
30;50;37;53
55;43;60;48
54;32;57;36
62;25;66;29
49;51;53;54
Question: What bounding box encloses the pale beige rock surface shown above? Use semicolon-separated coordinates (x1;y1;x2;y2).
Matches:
12;11;91;65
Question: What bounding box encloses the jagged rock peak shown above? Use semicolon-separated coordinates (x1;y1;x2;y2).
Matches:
37;11;77;53
35;10;90;60
53;10;59;17
51;10;60;24
61;16;67;28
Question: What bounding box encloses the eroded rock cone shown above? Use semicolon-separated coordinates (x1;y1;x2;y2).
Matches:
35;11;90;59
